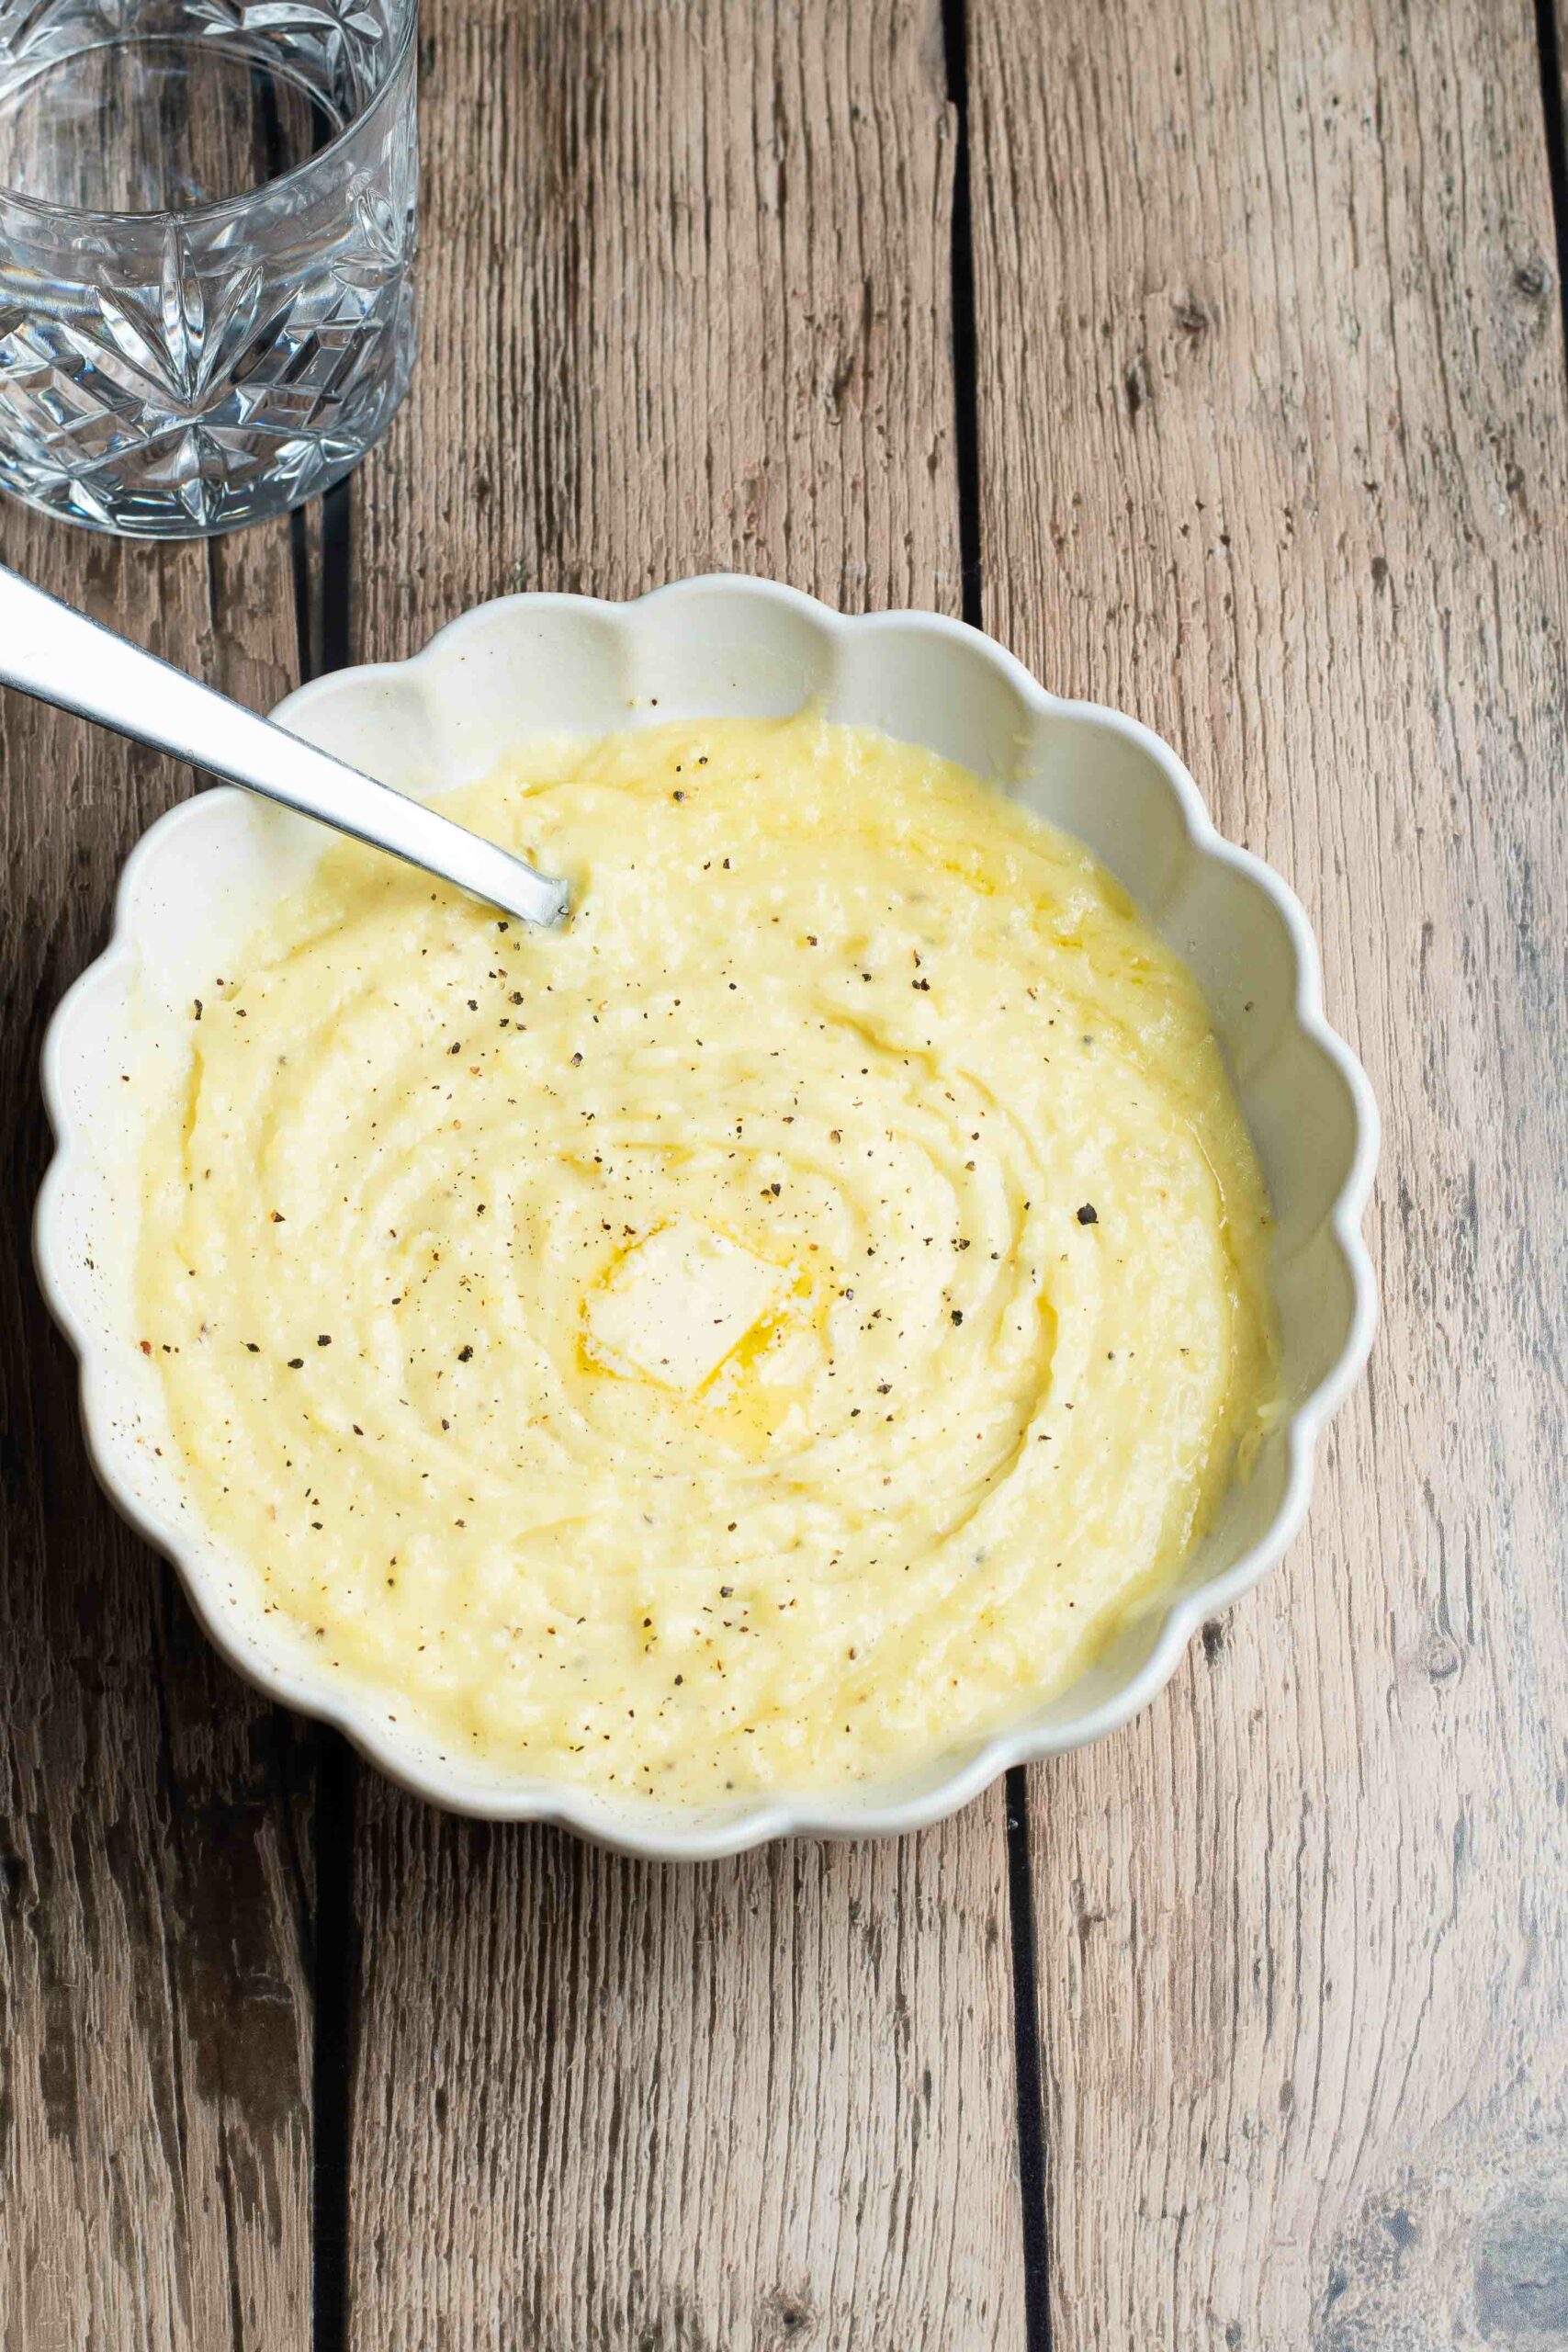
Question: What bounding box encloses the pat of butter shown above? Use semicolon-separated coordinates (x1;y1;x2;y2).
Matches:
584;1220;788;1389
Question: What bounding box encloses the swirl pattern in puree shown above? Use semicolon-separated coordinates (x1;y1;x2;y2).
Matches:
139;712;1276;1800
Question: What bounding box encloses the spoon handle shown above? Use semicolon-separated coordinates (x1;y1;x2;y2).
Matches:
0;564;568;930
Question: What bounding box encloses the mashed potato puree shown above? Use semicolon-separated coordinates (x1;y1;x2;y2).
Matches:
139;712;1276;1800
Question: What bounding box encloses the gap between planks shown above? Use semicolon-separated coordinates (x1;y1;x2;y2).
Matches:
941;1;1055;2346
292;481;361;2352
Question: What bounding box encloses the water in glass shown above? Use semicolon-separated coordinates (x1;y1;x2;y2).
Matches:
0;0;418;537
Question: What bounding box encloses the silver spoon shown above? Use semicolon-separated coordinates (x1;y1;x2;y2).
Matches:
0;563;570;929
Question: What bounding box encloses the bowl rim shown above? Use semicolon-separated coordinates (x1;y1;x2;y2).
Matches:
34;572;1379;1859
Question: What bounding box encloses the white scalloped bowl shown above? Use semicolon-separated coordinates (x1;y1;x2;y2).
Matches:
35;578;1377;1858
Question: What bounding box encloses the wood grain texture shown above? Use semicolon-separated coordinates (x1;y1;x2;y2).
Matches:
967;1;1568;2346
344;5;1027;2347
0;520;314;2352
356;0;962;628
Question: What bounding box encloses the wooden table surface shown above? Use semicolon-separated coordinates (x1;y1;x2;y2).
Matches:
4;3;1565;2346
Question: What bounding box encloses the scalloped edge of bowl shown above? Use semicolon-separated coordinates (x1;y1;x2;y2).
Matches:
35;575;1378;1859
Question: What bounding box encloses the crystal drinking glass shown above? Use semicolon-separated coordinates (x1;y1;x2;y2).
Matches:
0;0;419;537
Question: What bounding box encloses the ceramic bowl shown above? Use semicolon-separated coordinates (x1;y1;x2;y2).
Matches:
35;576;1377;1857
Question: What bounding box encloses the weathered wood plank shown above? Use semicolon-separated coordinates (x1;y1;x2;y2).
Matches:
968;0;1568;2343
0;519;314;2351
344;5;1026;2346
